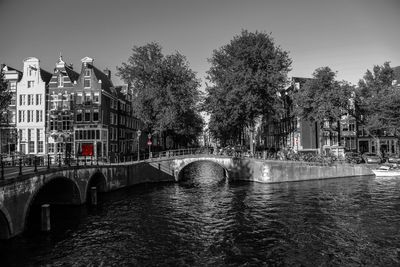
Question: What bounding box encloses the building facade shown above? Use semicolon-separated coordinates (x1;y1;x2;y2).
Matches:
47;56;79;160
16;58;51;155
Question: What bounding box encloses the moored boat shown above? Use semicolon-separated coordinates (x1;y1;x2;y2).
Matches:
372;165;400;177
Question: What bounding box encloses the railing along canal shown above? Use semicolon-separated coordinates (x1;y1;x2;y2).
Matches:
0;147;351;181
0;148;214;181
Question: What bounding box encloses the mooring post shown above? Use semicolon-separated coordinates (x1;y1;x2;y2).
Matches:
41;204;51;232
1;161;4;180
91;187;97;205
34;156;38;172
19;158;22;176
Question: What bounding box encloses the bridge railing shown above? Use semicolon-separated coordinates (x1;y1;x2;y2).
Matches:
0;148;215;180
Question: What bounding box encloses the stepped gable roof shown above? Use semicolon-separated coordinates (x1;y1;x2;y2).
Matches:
40;68;52;83
64;64;79;82
88;63;115;95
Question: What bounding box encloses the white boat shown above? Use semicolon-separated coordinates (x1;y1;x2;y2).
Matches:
372;166;400;177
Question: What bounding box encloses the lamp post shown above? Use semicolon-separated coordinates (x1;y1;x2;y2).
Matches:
148;133;152;158
137;129;141;161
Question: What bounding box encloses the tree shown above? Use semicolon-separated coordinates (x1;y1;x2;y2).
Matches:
117;42;204;148
292;67;352;151
0;71;11;122
204;30;292;146
355;62;397;155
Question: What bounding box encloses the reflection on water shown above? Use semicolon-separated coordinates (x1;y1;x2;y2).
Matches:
1;161;400;266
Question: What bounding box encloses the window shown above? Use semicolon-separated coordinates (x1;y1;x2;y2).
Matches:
85;69;91;77
50;120;56;131
29;141;35;153
349;122;355;132
48;143;55;153
76;110;83;122
85;110;91;121
27;95;32;105
20;94;25;106
76;94;83;105
10;82;16;90
58;75;64;87
84;79;91;88
110;113;114;124
36;110;39;122
93;93;99;103
10;95;16;105
85;93;91;104
28;129;32;141
93;109;99;121
10;111;15;123
36;94;42;105
37;141;43;153
18;110;22;122
57;143;64;153
27;110;31;122
28;81;34;88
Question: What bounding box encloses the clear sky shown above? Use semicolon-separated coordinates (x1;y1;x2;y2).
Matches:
1;0;399;87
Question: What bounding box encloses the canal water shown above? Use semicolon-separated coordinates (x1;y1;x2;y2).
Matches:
1;161;400;266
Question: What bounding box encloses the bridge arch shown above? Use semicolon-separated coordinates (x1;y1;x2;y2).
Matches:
85;171;107;203
176;158;230;181
22;176;83;231
0;205;13;239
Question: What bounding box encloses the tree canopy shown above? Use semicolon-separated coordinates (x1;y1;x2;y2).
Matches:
292;67;352;125
117;42;204;147
204;30;292;145
0;71;11;123
355;62;398;136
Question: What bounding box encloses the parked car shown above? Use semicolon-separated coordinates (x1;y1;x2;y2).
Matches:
345;152;363;164
386;153;400;164
362;153;382;164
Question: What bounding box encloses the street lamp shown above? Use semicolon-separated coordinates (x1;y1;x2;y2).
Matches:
137;129;141;161
148;133;152;158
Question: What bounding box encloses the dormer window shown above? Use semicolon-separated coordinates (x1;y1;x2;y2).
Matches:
85;69;91;77
58;75;64;87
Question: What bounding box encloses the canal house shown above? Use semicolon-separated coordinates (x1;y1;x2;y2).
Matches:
47;56;79;161
16;57;52;155
73;57;117;161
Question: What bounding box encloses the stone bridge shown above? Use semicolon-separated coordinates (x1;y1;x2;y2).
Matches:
0;154;373;239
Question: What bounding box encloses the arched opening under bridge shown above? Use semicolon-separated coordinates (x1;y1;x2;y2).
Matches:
24;177;83;233
86;172;107;204
177;160;229;183
0;207;12;239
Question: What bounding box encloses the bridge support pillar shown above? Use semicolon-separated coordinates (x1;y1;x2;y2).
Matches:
41;204;51;232
91;187;97;205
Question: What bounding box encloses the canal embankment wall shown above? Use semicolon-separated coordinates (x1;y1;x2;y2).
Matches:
227;159;374;183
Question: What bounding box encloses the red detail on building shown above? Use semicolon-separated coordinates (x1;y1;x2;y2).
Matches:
82;143;94;156
147;140;152;146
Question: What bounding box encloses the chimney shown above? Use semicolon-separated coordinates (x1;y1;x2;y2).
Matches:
104;68;111;79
